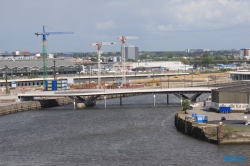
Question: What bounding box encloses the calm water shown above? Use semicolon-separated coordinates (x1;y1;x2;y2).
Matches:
0;94;249;166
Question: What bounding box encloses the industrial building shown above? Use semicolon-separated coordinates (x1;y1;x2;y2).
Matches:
0;59;77;77
230;70;250;80
210;83;250;112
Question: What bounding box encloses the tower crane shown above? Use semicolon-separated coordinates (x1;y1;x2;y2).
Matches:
35;25;73;82
90;42;116;89
117;36;138;85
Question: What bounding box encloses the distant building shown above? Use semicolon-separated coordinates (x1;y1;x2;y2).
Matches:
123;45;139;60
186;49;210;53
0;50;35;60
238;48;250;60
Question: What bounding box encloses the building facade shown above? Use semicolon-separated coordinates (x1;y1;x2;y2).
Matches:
238;48;250;60
124;46;139;60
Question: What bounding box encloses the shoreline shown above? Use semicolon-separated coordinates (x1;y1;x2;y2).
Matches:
175;103;250;145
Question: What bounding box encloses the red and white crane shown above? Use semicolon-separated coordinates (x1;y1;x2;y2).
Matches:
90;42;116;89
117;36;138;85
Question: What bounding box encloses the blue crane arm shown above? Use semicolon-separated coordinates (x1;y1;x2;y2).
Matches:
35;32;74;36
46;32;74;35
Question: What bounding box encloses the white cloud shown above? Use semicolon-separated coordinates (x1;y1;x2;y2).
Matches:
147;24;174;32
145;0;250;33
95;20;115;30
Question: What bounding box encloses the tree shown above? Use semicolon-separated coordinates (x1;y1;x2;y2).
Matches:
182;99;190;114
127;59;136;62
202;56;213;67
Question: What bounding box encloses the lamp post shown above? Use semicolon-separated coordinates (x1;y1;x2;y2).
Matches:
53;60;56;80
184;74;186;88
89;77;90;90
168;76;170;88
5;65;9;94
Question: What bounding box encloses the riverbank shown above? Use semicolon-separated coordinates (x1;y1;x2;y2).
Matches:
0;92;144;116
175;103;250;145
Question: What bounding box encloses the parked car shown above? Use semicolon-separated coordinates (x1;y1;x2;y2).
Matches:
221;117;226;121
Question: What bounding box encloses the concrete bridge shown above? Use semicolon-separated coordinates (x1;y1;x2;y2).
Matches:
18;87;215;107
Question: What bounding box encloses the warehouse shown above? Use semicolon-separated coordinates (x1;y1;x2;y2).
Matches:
210;83;250;112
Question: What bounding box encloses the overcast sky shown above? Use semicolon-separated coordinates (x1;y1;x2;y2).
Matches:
1;0;250;53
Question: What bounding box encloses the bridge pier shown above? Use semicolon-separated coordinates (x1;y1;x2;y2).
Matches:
18;96;34;102
167;94;169;105
120;94;122;106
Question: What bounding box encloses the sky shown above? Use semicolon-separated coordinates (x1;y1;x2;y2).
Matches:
1;0;250;53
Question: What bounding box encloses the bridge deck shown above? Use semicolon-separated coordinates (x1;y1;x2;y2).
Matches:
17;87;214;98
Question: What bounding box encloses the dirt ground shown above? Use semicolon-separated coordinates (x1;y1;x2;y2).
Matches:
0;72;231;95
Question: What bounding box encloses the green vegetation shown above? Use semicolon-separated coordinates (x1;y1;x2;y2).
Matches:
29;74;39;78
182;99;190;114
223;125;250;132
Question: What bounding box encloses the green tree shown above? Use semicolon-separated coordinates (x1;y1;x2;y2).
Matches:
202;56;213;66
127;59;136;62
182;99;190;114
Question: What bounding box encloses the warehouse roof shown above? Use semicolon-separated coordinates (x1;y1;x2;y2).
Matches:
213;82;250;93
0;59;75;70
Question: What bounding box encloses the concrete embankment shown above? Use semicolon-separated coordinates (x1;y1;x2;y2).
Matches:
175;113;218;144
0;97;73;116
0;92;144;116
175;110;250;145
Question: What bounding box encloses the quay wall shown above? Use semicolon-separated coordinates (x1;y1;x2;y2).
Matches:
0;93;144;116
175;113;250;145
174;113;218;144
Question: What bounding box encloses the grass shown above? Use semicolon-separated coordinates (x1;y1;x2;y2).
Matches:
223;125;250;132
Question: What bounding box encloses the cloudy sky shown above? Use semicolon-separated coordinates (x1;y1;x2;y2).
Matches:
1;0;250;53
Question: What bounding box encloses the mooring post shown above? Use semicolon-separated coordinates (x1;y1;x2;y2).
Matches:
180;96;182;106
153;95;155;106
104;95;106;108
120;94;122;106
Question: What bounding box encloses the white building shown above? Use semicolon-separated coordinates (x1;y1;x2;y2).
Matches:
112;61;191;71
238;48;250;60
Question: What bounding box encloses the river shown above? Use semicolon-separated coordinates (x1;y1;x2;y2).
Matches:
0;94;248;165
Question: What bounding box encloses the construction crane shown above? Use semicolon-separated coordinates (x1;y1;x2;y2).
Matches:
35;25;73;82
117;36;138;85
90;42;116;89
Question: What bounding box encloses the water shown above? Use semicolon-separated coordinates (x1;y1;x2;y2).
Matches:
0;94;249;165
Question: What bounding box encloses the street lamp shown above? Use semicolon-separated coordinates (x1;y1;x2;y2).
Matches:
53;60;56;80
168;76;170;88
184;74;186;88
5;65;9;94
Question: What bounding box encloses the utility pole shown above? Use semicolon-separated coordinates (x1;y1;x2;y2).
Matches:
53;60;56;80
5;65;9;94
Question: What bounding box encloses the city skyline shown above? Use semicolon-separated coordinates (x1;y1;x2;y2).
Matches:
1;0;250;53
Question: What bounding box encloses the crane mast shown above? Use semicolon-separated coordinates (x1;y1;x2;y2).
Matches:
90;42;116;89
118;36;138;85
35;25;73;83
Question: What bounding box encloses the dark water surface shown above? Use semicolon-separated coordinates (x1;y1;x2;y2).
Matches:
0;94;249;165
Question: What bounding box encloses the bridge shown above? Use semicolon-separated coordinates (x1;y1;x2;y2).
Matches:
18;87;215;107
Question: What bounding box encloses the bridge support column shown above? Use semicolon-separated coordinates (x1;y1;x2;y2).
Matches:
167;94;169;105
104;95;106;108
120;94;122;106
74;97;76;109
153;95;155;106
